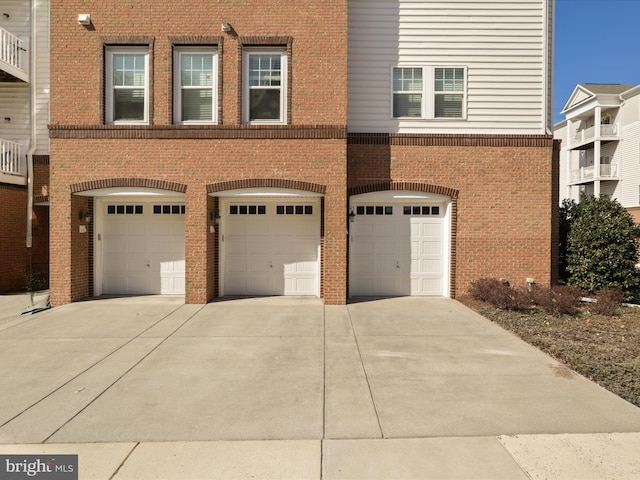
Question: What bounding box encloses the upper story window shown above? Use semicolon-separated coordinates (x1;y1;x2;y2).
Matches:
174;48;218;124
243;48;287;124
106;47;149;124
393;67;423;118
392;66;466;120
434;67;465;118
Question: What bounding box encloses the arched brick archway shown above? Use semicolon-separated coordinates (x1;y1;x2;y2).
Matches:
70;178;187;194
348;181;458;199
348;181;459;298
207;178;326;195
67;178;188;301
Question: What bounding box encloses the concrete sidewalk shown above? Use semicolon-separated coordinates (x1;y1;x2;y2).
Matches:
0;295;639;479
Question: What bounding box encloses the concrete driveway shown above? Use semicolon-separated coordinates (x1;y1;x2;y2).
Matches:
1;295;639;479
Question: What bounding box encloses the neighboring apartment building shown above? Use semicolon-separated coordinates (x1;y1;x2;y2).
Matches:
556;83;640;221
0;0;49;293
49;0;556;306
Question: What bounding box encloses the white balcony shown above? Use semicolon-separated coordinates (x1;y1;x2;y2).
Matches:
0;27;28;82
0;138;26;185
570;163;618;184
569;123;619;150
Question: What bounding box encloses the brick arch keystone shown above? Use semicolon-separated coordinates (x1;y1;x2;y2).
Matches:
70;178;187;194
207;178;326;195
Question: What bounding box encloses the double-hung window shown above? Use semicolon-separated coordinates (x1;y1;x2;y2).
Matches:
174;48;217;124
434;67;465;118
392;66;466;120
243;48;287;124
106;47;149;124
393;67;423;118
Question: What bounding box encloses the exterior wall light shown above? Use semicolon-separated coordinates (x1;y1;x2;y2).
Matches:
78;14;91;26
79;209;92;223
221;23;232;32
349;207;356;223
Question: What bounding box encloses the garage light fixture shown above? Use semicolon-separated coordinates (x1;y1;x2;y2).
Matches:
79;209;92;223
349;207;356;223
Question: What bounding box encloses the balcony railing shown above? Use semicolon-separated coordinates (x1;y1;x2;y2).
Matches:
0;27;28;81
571;123;619;147
0;138;23;176
571;163;618;183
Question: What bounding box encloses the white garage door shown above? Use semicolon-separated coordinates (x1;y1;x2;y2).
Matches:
222;200;320;296
350;198;448;296
102;203;185;295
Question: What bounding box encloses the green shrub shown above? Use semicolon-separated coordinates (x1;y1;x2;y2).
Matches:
566;195;640;302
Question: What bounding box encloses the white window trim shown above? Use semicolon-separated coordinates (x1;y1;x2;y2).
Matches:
243;48;287;125
105;47;150;125
390;65;467;121
173;47;218;125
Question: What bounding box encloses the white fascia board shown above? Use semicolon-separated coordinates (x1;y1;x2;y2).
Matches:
621;85;640;100
561;85;594;114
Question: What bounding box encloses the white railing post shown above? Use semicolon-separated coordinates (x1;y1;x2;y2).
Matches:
0;139;22;176
0;27;25;72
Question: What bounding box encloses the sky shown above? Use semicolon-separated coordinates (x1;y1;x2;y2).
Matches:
554;0;640;124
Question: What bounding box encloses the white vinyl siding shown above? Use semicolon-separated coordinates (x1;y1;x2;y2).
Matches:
0;0;49;156
174;48;217;124
34;0;49;155
106;48;149;124
348;0;550;134
616;104;640;207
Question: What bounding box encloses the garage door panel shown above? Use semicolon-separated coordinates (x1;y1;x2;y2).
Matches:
223;200;320;296
350;199;447;296
104;256;126;273
127;238;146;254
227;222;248;236
417;240;442;256
226;256;247;273
104;237;126;254
227;237;248;254
247;238;270;254
127;255;148;273
102;203;185;295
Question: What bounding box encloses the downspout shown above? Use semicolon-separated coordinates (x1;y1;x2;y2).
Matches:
26;0;36;252
544;0;555;135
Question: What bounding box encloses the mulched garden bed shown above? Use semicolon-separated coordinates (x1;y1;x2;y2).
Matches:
458;295;640;408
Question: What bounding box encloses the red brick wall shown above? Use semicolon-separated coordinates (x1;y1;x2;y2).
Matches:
48;0;554;305
348;136;555;295
0;183;49;293
49;0;349;306
49;139;348;305
49;1;348;126
0;184;28;292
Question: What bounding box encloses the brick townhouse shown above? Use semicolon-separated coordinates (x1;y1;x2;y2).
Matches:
48;0;557;306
